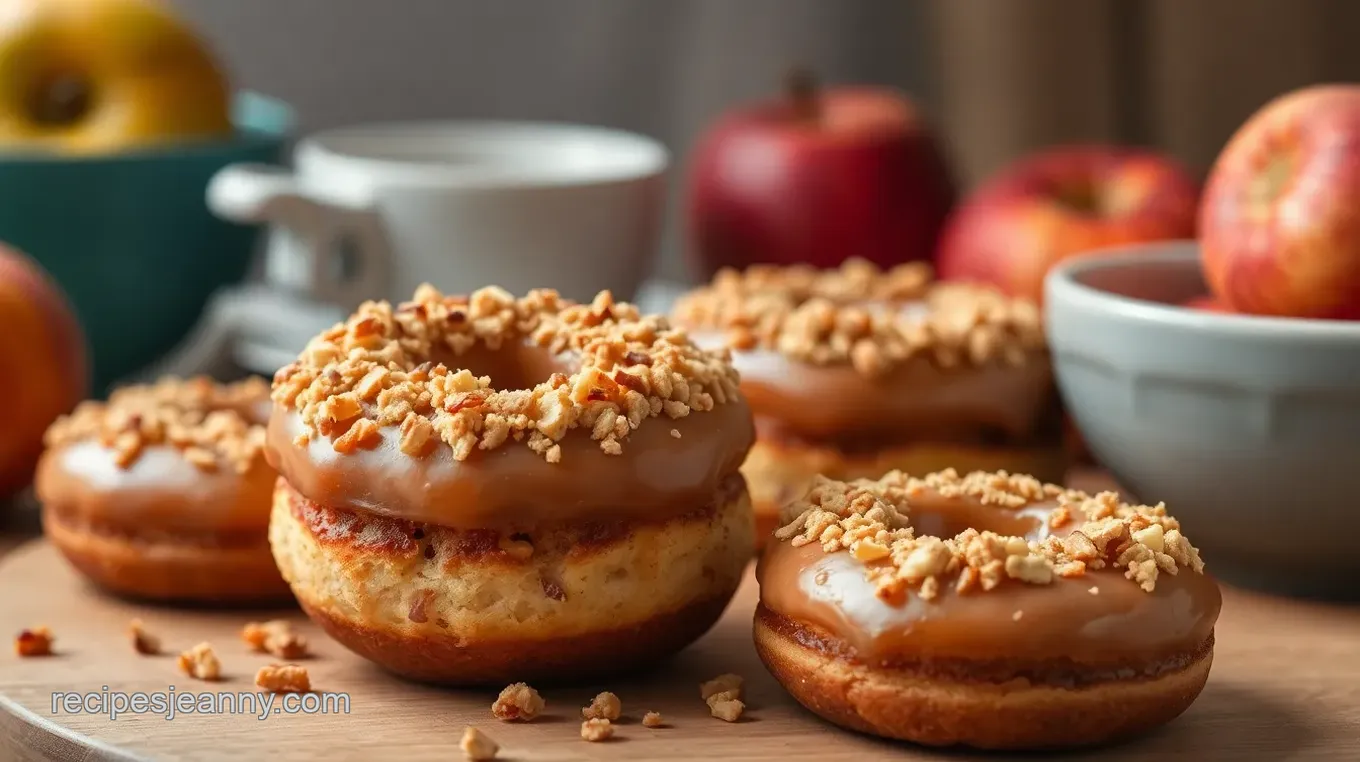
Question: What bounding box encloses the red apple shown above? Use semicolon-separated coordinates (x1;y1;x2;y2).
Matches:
936;146;1200;304
1183;295;1232;313
1200;85;1360;320
685;71;955;276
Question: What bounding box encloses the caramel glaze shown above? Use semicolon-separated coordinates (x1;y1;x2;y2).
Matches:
266;397;756;531
35;442;275;536
694;336;1058;445
757;491;1222;670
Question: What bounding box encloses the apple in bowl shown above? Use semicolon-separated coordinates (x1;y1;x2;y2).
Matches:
685;71;955;276
1200;85;1360;320
937;146;1199;304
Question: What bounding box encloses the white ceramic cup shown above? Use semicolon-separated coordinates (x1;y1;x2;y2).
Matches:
207;121;670;308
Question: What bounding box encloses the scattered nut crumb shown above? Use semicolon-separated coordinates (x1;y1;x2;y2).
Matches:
460;727;499;760
14;627;53;657
1012;610;1024;622
492;682;544;721
129;620;160;655
1089;586;1100;595
707;695;745;722
242;620;309;659
255;664;310;693
582;691;621;721
670;428;681;439
642;711;664;728
580;718;614;742
699;673;744;701
177;642;221;681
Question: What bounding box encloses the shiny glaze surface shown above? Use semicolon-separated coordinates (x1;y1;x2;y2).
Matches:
35;442;275;533
266;397;756;529
758;491;1222;665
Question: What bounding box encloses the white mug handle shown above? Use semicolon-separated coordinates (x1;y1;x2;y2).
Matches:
207;163;391;308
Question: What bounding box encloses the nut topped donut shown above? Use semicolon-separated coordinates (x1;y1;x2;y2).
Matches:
36;376;288;604
674;259;1066;541
267;285;755;684
755;469;1222;749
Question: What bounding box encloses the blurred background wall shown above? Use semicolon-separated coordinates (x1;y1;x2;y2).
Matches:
169;0;1360;281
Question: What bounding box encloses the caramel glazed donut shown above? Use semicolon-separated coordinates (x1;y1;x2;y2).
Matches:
674;259;1068;542
35;376;290;604
267;285;755;684
755;469;1222;750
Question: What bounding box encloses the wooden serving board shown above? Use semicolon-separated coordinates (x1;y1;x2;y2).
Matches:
1;542;1358;761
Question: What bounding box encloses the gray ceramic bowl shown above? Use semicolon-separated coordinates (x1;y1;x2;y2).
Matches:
1045;241;1360;599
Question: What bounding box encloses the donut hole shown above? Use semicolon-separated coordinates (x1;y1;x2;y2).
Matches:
26;69;94;127
430;340;575;392
909;497;1042;540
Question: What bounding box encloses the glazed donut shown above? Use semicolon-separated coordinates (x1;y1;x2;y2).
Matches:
755;469;1221;750
674;259;1068;543
267;285;754;684
35;376;289;604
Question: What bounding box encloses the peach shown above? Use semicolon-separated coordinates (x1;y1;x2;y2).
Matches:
1200;85;1360;320
0;245;86;497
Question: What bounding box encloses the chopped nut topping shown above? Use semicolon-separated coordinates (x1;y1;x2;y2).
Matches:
460;727;499;760
241;620;309;659
14;627;53;657
491;682;544;721
255;664;310;693
582;691;621;721
44;376;269;474
707;695;745;722
774;469;1207;599
699;673;744;702
177;642;221;681
273;286;741;461
580;718;614;742
642;711;665;728
674;258;1044;377
129;620;160;655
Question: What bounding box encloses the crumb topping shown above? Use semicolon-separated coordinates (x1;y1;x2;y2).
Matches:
14;627;53;657
642;711;664;728
774;469;1206;600
674;258;1044;377
492;682;544;721
582;691;621;721
273;285;742;461
177;642;221;681
461;727;499;760
44;376;269;473
255;663;310;693
129;619;160;655
580;718;614;742
242;620;308;659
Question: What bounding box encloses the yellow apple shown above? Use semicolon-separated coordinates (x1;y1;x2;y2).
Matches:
0;0;232;154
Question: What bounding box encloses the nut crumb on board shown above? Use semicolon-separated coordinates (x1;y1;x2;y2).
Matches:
699;673;744;701
177;642;221;681
580;718;614;742
255;664;310;693
582;691;621;721
460;727;499;760
707;695;745;722
241;620;309;659
492;682;544;721
14;627;53;657
642;711;665;728
129;620;160;655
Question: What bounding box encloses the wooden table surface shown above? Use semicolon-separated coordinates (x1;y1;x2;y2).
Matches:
2;534;1358;761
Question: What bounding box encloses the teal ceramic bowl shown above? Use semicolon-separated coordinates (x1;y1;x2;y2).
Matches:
0;92;293;393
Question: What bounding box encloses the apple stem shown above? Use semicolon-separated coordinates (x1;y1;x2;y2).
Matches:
785;67;821;123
